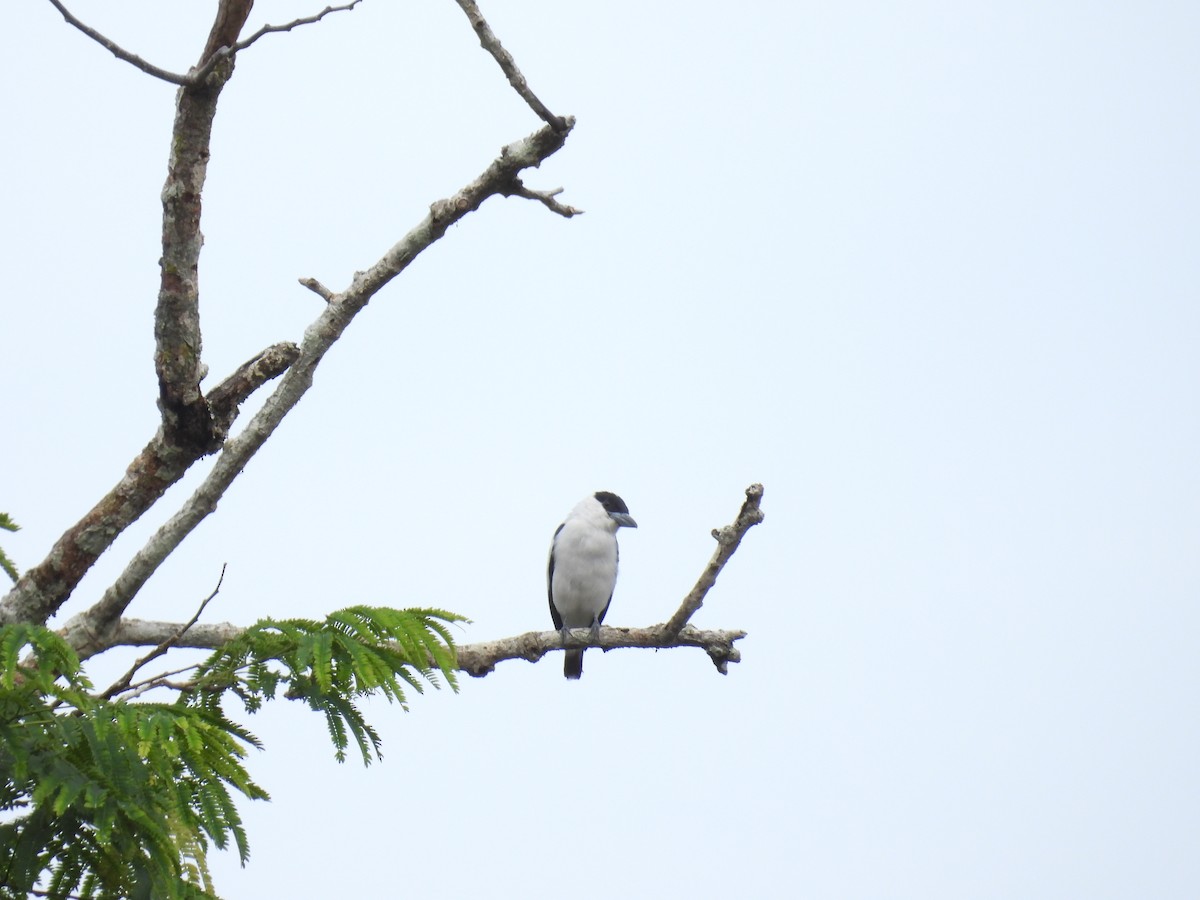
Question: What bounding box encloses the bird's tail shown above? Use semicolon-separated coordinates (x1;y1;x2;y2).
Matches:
564;649;584;680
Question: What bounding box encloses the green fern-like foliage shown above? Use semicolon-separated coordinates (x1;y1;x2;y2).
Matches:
0;623;264;900
191;606;464;763
0;512;19;583
0;606;465;899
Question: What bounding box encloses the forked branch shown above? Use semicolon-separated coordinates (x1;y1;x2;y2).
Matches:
99;566;226;699
55;120;576;651
191;2;363;83
46;0;361;86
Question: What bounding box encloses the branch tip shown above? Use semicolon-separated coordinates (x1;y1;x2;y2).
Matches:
452;0;566;130
299;277;336;302
502;178;583;217
48;0;361;87
664;484;765;636
47;0;195;84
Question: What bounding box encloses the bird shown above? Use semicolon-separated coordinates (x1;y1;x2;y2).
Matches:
547;491;637;679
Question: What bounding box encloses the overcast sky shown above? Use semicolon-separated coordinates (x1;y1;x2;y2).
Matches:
4;1;1199;897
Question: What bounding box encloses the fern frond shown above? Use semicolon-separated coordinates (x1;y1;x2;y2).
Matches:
0;622;87;693
0;639;268;900
0;513;19;584
191;606;465;764
0;548;17;585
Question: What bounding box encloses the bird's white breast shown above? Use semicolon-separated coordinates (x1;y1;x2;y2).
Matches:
550;518;619;628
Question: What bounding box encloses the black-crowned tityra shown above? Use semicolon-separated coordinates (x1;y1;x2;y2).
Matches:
547;491;637;679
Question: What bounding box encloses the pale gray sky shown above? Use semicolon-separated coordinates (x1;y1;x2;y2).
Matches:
4;1;1199;897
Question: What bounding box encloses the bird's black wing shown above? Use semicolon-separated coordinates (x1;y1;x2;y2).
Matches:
547;522;565;630
597;592;614;626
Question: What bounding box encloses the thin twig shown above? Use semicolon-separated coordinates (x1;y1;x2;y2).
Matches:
299;277;337;302
99;565;227;700
120;676;199;702
56;120;574;652
46;0;361;87
238;1;362;51
123;663;202;694
105;663;203;703
663;484;765;635
45;0;195;85
192;1;363;83
501;179;583;217
452;0;568;132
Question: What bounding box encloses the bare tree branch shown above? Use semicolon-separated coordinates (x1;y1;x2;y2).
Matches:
74;620;746;676
664;483;765;635
61;120;577;642
298;277;337;302
191;2;363;83
79;619;246;660
123;662;204;695
198;0;256;66
457;624;746;676
452;0;568;132
99;566;226;699
500;179;583;217
154;6;254;451
233;1;361;53
69;484;760;675
0;342;296;628
45;0;196;85
46;0;361;86
6;4;577;634
207;342;302;431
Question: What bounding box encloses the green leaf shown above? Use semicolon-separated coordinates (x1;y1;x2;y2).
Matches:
0;605;466;897
192;606;465;764
0;625;269;899
0;512;19;584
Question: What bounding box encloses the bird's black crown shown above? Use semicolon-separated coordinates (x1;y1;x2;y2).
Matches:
593;491;630;515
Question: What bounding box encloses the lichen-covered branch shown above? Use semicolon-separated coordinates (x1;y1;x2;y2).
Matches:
0;348;302;634
155;3;254;449
0;435;190;628
455;624;747;676
3;3;314;629
82;618;247;660
68;485;762;675
198;0;255;66
208;342;302;432
74;620;747;675
62;120;576;646
22;0;590;650
0;344;296;628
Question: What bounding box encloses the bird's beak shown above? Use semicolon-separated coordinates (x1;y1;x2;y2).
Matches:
610;512;638;529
